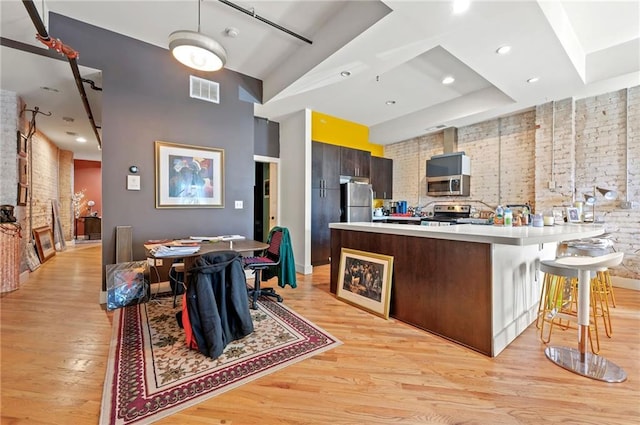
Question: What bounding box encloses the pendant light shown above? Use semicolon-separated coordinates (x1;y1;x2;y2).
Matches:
169;0;227;71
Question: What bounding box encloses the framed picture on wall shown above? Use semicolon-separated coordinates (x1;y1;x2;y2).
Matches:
17;183;28;206
18;157;28;184
17;131;27;157
336;248;394;319
33;226;56;263
155;141;224;208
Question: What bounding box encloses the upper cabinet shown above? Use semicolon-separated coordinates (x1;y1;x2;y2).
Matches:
340;147;370;178
312;141;341;189
371;156;393;199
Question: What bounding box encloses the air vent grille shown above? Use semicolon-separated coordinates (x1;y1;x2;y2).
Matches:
189;75;220;104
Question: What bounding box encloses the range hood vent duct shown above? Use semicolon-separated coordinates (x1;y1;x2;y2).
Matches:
443;127;458;154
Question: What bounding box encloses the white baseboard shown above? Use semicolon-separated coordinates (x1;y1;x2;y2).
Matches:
612;276;640;291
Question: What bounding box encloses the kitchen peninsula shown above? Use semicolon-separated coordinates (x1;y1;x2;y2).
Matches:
329;222;605;356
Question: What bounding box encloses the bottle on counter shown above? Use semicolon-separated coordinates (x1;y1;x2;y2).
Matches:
504;207;513;227
494;205;504;226
522;205;530;226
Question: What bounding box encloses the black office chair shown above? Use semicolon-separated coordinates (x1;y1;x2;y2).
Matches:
243;229;284;309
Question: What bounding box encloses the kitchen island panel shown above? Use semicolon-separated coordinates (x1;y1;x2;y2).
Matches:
330;229;493;356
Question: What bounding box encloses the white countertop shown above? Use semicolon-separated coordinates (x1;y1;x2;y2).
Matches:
329;222;605;246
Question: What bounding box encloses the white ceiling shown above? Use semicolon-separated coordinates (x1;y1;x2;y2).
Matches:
1;0;639;162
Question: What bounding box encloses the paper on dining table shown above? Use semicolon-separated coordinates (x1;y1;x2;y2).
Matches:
189;235;246;241
149;245;200;257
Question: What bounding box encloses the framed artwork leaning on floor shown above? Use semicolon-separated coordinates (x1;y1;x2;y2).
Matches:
336;248;394;319
33;226;55;263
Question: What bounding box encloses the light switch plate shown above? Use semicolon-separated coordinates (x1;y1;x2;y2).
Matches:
127;175;141;190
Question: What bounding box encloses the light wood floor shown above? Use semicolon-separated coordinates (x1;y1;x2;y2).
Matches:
1;244;639;424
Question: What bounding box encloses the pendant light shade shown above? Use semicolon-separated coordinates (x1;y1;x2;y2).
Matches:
169;30;227;71
169;0;227;72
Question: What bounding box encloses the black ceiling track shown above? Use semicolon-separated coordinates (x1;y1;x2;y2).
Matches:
217;0;312;45
20;0;102;149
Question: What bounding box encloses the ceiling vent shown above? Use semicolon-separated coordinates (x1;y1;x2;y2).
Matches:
189;75;219;104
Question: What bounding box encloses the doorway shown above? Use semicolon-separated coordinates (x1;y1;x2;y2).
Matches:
253;158;278;242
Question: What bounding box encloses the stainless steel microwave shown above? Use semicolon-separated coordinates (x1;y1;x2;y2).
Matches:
426;175;470;196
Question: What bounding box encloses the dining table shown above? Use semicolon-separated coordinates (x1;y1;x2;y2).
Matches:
144;238;270;276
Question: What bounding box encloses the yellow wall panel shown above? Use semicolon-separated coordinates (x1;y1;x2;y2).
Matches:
311;111;384;157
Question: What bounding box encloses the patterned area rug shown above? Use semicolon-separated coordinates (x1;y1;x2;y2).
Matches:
100;296;341;425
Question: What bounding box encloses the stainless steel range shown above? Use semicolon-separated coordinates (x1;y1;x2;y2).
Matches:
422;204;472;225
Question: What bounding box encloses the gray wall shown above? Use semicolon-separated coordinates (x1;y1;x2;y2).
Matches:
50;13;263;273
254;116;279;158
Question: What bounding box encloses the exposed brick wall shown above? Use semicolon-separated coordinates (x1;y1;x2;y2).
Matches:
386;86;640;279
58;150;74;241
0;90;71;274
0;90;18;205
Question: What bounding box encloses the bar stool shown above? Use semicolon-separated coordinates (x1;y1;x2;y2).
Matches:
536;261;601;353
557;237;617;309
545;252;625;382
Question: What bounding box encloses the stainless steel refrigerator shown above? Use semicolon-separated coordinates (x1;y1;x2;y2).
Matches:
340;182;373;222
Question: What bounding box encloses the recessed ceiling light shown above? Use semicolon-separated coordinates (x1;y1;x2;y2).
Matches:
340;71;351;77
442;76;455;85
527;77;540;83
62;116;75;123
496;45;511;55
452;0;471;14
76;137;87;143
385;100;396;105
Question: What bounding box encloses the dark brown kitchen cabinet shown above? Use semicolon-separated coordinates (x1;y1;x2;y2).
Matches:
311;188;341;266
340;147;370;178
312;142;340;189
370;156;393;199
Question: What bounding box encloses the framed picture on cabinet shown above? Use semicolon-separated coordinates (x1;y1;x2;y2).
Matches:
336;248;394;319
17;131;27;157
155;141;224;208
33;226;56;263
17;183;28;206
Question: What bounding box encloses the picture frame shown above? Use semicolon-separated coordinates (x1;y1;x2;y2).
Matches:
17;183;28;206
552;207;565;225
336;248;394;319
33;226;56;263
155;141;224;208
566;207;581;223
17;131;27;157
18;157;28;184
